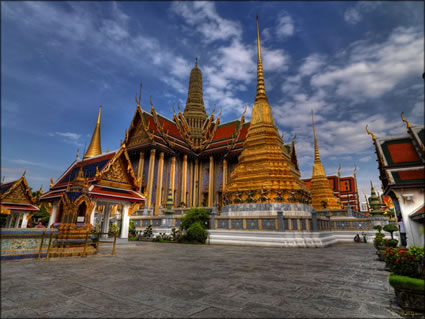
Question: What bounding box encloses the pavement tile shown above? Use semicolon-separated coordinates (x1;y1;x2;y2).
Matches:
0;307;42;318
190;306;258;318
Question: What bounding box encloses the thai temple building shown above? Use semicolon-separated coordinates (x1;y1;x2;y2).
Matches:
0;172;39;228
367;113;424;247
2;16;400;249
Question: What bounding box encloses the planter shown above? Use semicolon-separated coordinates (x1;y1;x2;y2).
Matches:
376;249;386;261
389;274;425;312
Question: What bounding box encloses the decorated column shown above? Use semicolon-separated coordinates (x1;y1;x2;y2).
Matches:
222;159;228;192
155;152;165;216
21;213;29;228
48;202;58;227
90;205;96;226
14;214;21;228
138;152;145;192
208;156;214;207
194;159;199;207
170;156;176;206
120;203;130;239
146;149;156;208
181;155;188;206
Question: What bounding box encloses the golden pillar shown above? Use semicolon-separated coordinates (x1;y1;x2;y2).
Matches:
137;152;145;192
146;149;156;207
193;159;199;207
198;161;203;207
181;155;188;206
208;156;214;207
222;159;228;193
189;160;193;207
155;152;165;216
170;156;176;207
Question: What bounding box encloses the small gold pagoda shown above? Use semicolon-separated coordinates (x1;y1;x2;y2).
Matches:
310;112;342;210
223;17;309;204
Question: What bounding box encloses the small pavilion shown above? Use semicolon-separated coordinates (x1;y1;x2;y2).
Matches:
0;172;40;228
40;106;145;238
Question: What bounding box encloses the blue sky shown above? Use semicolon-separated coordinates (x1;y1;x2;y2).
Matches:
2;1;424;201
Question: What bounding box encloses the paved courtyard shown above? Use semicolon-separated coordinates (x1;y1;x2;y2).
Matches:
1;242;404;318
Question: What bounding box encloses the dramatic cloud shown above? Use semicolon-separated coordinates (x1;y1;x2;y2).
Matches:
344;2;382;25
311;27;423;102
170;2;241;43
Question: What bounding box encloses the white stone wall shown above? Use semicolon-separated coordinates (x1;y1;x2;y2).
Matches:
394;188;424;247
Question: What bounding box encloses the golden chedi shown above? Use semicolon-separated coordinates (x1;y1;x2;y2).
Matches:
310;112;343;210
84;105;102;159
224;17;309;205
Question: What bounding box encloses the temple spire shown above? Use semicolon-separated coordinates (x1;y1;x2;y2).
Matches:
255;15;267;102
83;105;102;159
312;111;320;162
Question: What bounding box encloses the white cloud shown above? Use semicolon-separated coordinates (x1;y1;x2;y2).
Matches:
311;27;424;102
344;8;362;25
49;131;83;147
344;2;382;25
262;47;290;72
276;12;295;38
170;2;241;43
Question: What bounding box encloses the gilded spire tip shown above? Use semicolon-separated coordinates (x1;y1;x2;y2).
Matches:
401;112;411;128
312;110;320;162
84;105;102;159
255;15;267;102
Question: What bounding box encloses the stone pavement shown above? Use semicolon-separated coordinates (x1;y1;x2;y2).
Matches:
1;242;405;318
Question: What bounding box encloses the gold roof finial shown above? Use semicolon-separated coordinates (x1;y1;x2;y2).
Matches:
195;57;198;67
76;149;80;160
84;105;102;159
401;112;411;129
365;124;376;141
353;165;357;178
23;169;26;176
39;185;43;195
337;163;341;178
312;110;320;162
50;177;54;188
135;81;142;108
255;15;267;102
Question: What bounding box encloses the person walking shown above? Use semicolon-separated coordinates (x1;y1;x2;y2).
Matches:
398;216;407;247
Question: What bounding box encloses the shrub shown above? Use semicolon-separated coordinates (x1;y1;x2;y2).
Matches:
373;225;383;234
180;208;210;231
385;239;399;248
129;220;136;237
171;227;183;242
389;274;425;291
142;225;153;238
185;222;208;243
384;248;424;279
383;223;399;240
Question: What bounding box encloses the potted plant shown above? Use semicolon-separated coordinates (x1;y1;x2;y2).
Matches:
383;224;399;248
385;246;425;312
373;225;386;261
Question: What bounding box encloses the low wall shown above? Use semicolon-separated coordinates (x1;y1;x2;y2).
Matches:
0;228;58;260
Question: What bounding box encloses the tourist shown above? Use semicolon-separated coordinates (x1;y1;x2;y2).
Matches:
398;217;407;247
35;221;44;228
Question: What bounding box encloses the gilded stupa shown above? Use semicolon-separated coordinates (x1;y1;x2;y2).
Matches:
83;105;102;159
310;112;342;210
183;58;208;147
224;17;310;204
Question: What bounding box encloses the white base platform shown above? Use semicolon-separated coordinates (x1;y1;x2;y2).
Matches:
207;230;395;248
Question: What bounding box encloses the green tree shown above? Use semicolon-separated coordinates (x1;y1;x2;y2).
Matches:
30;190;50;226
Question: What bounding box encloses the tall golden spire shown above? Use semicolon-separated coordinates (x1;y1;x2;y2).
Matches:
183;59;208;146
310;111;342;210
83;105;102;159
223;17;309;205
255;15;267;102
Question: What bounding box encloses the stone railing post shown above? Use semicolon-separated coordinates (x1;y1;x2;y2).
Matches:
311;211;319;232
277;211;284;232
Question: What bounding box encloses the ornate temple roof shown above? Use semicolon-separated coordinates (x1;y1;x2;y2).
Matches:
0;173;39;214
41;144;143;203
366;113;424;195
